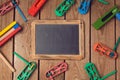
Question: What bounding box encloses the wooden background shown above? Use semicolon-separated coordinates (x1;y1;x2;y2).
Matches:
0;0;120;80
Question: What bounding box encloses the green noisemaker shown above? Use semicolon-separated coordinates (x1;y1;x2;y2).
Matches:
84;62;117;80
14;52;37;80
55;0;74;16
93;6;120;30
98;0;109;5
113;37;120;51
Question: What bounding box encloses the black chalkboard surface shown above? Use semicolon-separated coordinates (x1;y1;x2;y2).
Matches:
35;24;79;55
31;20;84;60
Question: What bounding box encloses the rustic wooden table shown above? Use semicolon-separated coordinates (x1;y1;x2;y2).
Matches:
0;0;120;80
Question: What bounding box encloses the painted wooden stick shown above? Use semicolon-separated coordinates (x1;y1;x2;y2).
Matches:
0;28;14;41
0;23;20;41
0;21;16;37
0;26;22;47
0;51;15;72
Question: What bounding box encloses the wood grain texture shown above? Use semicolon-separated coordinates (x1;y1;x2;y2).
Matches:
40;0;64;20
13;0;39;80
91;0;115;80
40;0;65;80
115;0;120;80
65;0;90;80
0;0;14;80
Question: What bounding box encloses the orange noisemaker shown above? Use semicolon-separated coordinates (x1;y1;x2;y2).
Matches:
94;43;117;59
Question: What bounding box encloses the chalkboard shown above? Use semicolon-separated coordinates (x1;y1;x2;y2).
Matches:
31;20;85;60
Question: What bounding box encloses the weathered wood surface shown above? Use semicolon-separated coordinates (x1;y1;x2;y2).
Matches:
91;0;116;80
14;0;39;80
40;0;64;80
116;0;120;80
0;0;119;80
0;0;14;80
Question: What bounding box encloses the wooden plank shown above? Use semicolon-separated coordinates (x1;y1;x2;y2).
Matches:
115;0;120;80
40;0;64;20
0;0;14;80
13;0;39;80
65;0;90;80
91;0;115;80
40;0;65;80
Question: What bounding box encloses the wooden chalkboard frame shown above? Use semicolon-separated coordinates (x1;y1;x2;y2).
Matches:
31;20;85;60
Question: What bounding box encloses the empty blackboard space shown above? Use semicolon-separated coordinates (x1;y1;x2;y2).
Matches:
35;24;79;55
31;20;85;60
